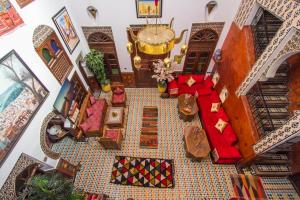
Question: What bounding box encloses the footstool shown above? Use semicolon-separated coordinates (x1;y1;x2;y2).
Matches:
105;107;124;128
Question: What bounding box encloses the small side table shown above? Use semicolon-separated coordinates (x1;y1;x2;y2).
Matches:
55;158;80;178
178;94;198;122
105;107;124;128
183;126;211;161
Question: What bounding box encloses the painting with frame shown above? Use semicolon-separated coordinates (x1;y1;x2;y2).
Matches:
136;0;162;18
15;0;34;8
52;7;80;54
0;0;24;36
0;50;49;167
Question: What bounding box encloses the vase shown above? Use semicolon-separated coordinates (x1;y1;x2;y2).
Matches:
157;81;167;93
101;83;111;92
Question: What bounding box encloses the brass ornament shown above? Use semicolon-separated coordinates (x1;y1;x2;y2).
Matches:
180;44;188;55
134;55;142;69
126;42;133;54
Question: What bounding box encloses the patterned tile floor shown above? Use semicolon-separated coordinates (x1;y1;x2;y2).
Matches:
52;88;299;200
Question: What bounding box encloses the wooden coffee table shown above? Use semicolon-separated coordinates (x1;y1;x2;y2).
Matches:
105;107;124;128
178;94;198;122
183;126;211;161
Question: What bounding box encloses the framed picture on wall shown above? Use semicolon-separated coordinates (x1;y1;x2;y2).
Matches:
52;7;80;54
15;0;34;8
0;0;24;36
0;50;49;167
136;0;162;18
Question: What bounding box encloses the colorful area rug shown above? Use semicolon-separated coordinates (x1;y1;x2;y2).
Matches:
140;106;158;149
231;174;267;200
110;156;174;188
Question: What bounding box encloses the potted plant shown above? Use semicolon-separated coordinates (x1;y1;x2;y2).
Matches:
18;172;82;200
84;49;111;92
152;59;175;93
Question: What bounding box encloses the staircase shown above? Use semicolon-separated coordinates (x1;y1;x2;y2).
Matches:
247;63;291;136
251;8;283;59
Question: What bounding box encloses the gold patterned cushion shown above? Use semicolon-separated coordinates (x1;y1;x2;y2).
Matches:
214;118;228;133
186;76;196;87
211;102;221;112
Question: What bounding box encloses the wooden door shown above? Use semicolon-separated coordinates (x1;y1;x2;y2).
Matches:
88;32;122;82
183;29;218;74
127;25;167;87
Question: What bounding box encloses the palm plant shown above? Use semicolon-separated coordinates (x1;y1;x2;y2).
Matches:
18;173;82;200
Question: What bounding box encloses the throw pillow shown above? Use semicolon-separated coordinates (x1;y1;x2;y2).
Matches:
215;118;228;133
86;107;94;117
90;96;97;105
79;122;90;132
186;76;196;87
114;87;124;95
211;102;221;112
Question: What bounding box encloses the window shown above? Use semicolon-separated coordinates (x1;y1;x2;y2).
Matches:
51;39;60;54
42;48;52;63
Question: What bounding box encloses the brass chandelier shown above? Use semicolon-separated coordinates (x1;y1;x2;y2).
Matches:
126;2;188;69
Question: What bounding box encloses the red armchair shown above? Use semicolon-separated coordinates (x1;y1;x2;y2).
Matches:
111;82;126;107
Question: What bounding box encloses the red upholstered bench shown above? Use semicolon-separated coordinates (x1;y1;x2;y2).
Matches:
168;74;241;164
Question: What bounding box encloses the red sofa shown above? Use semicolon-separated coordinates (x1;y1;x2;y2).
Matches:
79;96;108;137
168;74;241;164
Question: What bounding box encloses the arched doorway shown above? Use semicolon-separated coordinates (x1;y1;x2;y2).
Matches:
87;31;122;82
183;28;219;74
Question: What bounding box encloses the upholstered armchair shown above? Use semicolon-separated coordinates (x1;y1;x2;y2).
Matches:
111;82;126;107
98;129;123;149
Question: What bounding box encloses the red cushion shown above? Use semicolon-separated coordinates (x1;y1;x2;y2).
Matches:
87;113;102;131
104;129;120;140
112;93;125;103
79;122;90;133
92;99;105;114
114;87;124;95
90;96;97;105
86;107;94;117
213;147;241;164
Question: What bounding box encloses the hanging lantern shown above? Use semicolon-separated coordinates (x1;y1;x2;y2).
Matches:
180;44;188;55
126;42;133;54
163;57;171;68
134;55;142;69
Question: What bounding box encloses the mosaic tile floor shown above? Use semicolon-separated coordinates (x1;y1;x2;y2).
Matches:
52;88;299;200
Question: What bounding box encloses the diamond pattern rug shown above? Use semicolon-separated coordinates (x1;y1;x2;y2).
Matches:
140;106;158;149
110;156;174;188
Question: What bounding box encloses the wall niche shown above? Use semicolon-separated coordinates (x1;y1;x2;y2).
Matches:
33;25;73;84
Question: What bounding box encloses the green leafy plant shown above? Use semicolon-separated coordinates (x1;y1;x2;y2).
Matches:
18;173;82;200
84;49;108;85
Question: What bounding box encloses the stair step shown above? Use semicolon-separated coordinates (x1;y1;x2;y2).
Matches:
250;164;292;177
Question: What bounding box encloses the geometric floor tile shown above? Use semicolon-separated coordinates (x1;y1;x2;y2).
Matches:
51;88;296;199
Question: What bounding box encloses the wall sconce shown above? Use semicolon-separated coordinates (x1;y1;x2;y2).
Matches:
87;6;98;19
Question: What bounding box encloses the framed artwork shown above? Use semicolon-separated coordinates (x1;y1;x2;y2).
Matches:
136;0;162;18
0;0;24;36
16;0;34;8
52;7;80;54
0;50;49;167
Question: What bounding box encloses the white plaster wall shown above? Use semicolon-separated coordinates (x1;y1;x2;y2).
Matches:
67;0;242;72
0;0;242;188
0;0;89;187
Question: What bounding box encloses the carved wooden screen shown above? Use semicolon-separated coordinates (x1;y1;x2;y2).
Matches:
183;28;218;74
33;25;73;84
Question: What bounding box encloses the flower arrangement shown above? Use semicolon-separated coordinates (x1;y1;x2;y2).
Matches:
151;59;175;84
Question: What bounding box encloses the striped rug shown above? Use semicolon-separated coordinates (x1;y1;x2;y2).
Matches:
140;106;158;149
